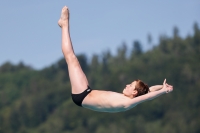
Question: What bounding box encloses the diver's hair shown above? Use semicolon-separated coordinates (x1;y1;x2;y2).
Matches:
134;79;149;97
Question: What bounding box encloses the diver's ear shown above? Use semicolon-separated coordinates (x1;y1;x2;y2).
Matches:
132;90;138;96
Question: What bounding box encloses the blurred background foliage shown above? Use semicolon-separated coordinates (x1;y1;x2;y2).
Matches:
0;23;200;133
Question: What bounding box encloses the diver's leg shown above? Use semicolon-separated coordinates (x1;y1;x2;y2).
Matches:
58;6;89;94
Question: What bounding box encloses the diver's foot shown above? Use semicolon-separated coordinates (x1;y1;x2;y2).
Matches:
58;6;69;27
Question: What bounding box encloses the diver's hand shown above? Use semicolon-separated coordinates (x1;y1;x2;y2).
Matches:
162;79;173;93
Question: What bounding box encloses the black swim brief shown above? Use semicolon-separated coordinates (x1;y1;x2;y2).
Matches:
71;86;92;107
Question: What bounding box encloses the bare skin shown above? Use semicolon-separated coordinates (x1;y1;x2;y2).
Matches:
58;6;173;113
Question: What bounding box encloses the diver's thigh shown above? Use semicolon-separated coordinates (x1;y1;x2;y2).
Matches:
67;58;89;94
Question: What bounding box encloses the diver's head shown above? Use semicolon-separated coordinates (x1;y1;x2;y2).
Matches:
123;80;149;98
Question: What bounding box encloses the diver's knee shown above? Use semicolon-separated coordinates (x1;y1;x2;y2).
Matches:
65;53;77;63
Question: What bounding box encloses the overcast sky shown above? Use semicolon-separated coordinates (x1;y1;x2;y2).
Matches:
0;0;199;69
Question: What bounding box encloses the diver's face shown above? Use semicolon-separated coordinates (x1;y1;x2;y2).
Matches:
123;81;137;97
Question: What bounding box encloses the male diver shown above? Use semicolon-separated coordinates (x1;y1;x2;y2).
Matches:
58;6;173;113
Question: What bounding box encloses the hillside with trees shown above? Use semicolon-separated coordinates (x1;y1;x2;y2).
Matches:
0;23;200;133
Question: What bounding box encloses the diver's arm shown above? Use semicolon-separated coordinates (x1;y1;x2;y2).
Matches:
149;85;163;92
125;89;166;109
149;83;173;92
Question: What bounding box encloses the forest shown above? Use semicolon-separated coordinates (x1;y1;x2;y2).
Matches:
0;23;200;133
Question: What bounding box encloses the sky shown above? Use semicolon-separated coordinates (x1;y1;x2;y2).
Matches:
0;0;200;70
